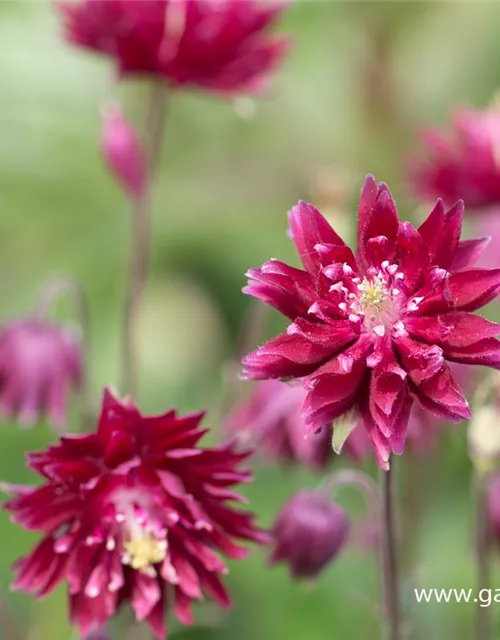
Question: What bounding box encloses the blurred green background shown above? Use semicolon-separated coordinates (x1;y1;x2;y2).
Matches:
1;2;500;639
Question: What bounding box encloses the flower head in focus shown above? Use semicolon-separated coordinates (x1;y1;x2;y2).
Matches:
410;106;500;210
0;319;82;429
225;379;370;470
58;0;289;95
242;176;500;469
2;389;267;638
268;490;350;580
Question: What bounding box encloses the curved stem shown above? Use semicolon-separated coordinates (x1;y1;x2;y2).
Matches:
122;83;168;397
35;275;93;431
380;465;402;640
320;468;381;522
475;471;491;640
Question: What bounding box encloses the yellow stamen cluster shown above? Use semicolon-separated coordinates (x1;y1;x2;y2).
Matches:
357;275;389;312
123;533;167;573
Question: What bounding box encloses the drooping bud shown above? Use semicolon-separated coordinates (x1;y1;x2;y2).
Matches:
101;102;147;200
268;490;350;580
0;318;82;429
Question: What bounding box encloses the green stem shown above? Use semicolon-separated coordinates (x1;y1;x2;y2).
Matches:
122;83;168;397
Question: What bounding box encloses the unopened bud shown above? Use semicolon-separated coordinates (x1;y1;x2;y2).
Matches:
101;102;147;200
268;490;350;580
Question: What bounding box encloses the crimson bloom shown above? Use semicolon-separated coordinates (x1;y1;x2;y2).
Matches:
410;106;500;210
225;379;370;470
0;319;82;429
2;389;266;638
242;176;500;469
58;0;289;95
269;490;350;580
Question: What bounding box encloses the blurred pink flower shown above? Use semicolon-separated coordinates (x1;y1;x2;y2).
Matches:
226;379;370;470
0;319;82;429
58;0;289;95
3;389;267;639
101;103;147;200
242;176;500;469
268;490;350;580
410;106;500;210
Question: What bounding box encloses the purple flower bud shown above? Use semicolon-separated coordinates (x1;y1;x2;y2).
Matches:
101;103;147;200
0;319;82;429
268;490;350;580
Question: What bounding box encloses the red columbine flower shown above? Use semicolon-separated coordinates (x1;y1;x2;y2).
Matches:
242;176;500;469
58;0;289;95
0;319;82;429
225;379;370;470
268;490;350;580
410;106;500;210
2;389;266;639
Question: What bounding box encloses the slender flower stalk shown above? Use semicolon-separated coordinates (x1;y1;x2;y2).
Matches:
122;83;168;397
321;467;401;639
380;465;401;640
0;592;21;640
475;470;491;640
35;275;92;430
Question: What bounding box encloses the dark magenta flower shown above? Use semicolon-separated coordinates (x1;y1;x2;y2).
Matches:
2;389;267;639
225;379;370;470
410;106;500;210
268;490;349;580
242;176;500;469
0;319;82;429
58;0;289;95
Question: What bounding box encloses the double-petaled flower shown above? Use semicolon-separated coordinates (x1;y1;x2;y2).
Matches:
242;176;500;469
2;389;266;638
225;379;370;470
58;0;289;95
410;106;500;211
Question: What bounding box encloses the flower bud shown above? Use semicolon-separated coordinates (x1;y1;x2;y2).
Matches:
101;103;147;200
268;490;350;580
0;318;82;429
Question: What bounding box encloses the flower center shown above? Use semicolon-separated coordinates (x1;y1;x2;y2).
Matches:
348;262;404;336
123;530;167;573
357;274;390;312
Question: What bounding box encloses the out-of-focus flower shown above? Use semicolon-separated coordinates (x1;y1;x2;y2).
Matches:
101;103;147;200
2;389;267;639
58;0;289;95
268;490;349;579
468;404;500;473
410;106;500;210
225;380;370;470
487;472;500;545
242;175;500;469
0;319;82;429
